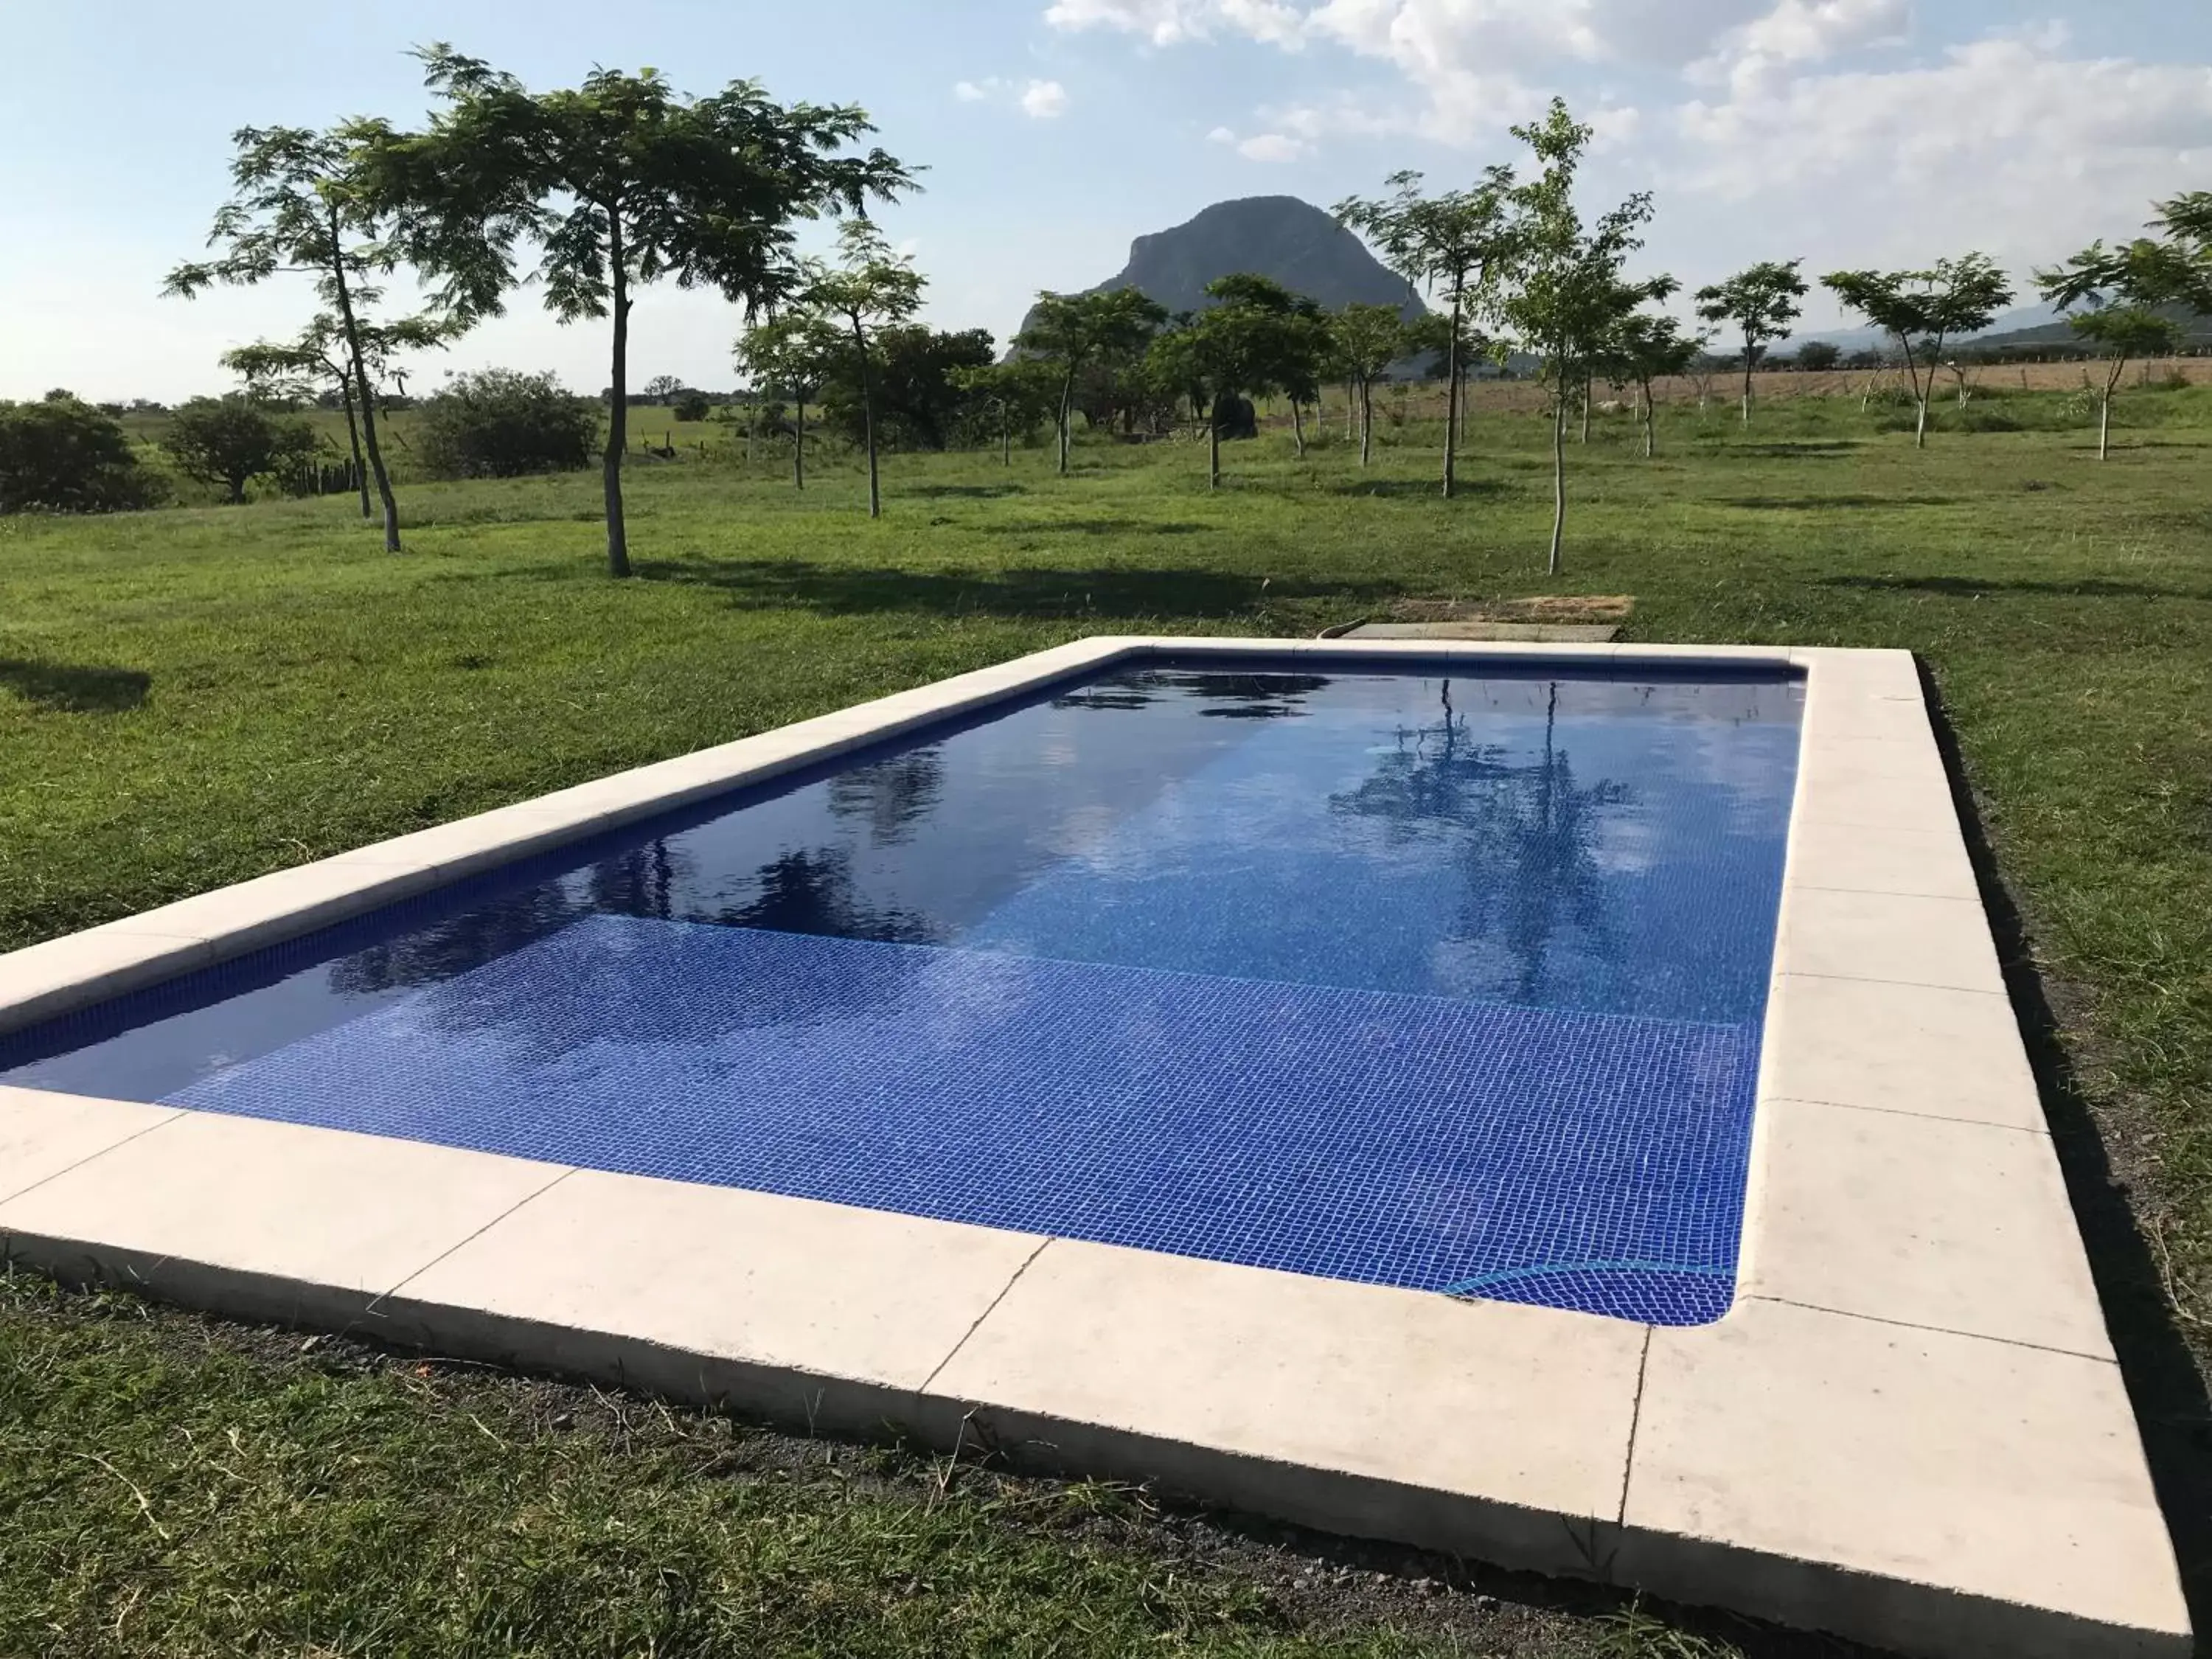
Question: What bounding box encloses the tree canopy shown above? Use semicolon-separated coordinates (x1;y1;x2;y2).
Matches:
1694;260;1808;423
166;124;445;551
368;47;916;573
1014;288;1168;474
1336;170;1511;498
1821;255;2015;448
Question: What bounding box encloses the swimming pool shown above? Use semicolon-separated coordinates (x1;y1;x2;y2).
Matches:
0;655;1803;1326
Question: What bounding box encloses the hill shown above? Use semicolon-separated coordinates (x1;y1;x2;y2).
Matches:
1015;196;1427;340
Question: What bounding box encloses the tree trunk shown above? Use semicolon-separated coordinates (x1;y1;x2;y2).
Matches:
849;315;880;520
1001;404;1011;467
793;393;807;488
1360;379;1373;469
337;378;369;519
1346;382;1356;439
1442;276;1463;500
1742;344;1755;425
1643;380;1656;459
1290;397;1306;459
2099;389;2112;461
328;225;400;553
1057;369;1075;476
1580;377;1592;444
602;222;632;578
1208;404;1220;490
1548;380;1568;577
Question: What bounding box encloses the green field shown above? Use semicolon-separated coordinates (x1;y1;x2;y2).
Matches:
5;389;2211;1656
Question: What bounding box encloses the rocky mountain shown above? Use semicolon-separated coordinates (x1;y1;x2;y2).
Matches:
1016;195;1427;339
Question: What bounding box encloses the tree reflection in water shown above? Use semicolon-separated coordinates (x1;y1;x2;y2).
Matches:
1331;680;1629;1006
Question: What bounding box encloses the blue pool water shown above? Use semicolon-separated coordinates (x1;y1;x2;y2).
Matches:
1;658;1803;1326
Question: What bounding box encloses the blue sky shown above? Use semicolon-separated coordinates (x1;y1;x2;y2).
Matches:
4;0;2210;401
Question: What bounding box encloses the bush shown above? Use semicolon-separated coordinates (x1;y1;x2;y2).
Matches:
162;397;319;504
672;389;712;422
1792;341;1843;373
0;394;164;513
419;370;598;479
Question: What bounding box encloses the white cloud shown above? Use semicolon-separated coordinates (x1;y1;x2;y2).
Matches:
1020;78;1072;117
1208;125;1312;161
956;76;1074;118
1690;0;1913;96
1044;0;1222;44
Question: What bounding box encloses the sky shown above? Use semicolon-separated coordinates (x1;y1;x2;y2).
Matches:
3;0;2210;403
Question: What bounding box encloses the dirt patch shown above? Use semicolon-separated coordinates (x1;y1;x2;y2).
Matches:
1385;595;1637;627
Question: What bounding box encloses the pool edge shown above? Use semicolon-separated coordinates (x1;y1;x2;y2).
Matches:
0;637;2188;1659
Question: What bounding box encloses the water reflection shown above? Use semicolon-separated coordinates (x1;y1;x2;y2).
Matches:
1332;681;1627;1006
0;659;1800;1101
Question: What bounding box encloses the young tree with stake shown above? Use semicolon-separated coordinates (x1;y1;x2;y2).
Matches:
2039;208;2212;461
801;221;922;518
1600;306;1701;459
734;313;844;490
1337;170;1511;498
1495;100;1661;576
1693;260;1808;424
1820;255;2015;449
371;48;914;577
1013;289;1168;476
167;125;450;552
1330;302;1413;467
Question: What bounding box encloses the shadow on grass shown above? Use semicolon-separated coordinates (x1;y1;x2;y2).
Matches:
978;518;1208;538
1321;477;1515;500
1709;440;1867;458
1823;574;2208;602
0;658;151;713
902;483;1031;500
632;558;1408;620
1921;661;2212;1641
1723;494;1960;511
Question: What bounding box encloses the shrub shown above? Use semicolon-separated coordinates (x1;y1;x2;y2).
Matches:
672;389;712;422
0;394;164;513
162;397;319;504
419;370;597;479
1792;341;1843;373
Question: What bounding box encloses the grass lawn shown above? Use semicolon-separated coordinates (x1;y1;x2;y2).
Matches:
4;389;2211;1656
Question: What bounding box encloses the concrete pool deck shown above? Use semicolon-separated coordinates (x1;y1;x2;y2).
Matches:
0;636;2189;1659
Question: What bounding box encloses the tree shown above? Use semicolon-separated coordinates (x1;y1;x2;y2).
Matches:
1694;260;1808;424
736;313;844;489
162;397;318;503
801;220;923;518
1793;340;1843;374
166;125;451;552
1495;99;1661;576
1144;274;1304;489
417;369;598;478
1330;302;1412;467
641;374;687;404
1600;309;1703;459
822;325;996;451
223;310;453;521
372;49;914;577
948;359;1059;465
2037;234;2202;461
672;389;712;422
1337;170;1512;498
0;395;163;514
1014;288;1168;475
1820;255;2015;448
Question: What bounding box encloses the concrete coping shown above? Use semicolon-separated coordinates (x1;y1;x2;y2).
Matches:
0;637;2188;1659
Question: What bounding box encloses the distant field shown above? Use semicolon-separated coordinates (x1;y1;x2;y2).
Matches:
5;388;2211;1657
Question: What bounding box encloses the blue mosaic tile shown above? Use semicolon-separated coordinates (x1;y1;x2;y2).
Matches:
164;916;1764;1326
